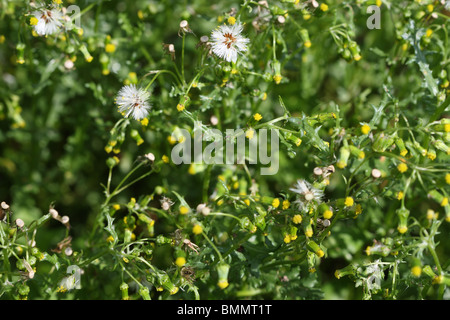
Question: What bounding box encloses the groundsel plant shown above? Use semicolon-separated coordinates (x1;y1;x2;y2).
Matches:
0;0;449;301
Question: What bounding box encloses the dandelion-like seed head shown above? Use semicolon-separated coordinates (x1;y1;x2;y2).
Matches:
210;22;250;63
115;84;151;120
160;196;174;211
32;7;64;36
290;179;323;212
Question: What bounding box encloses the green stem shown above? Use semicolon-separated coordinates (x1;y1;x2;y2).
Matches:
181;32;186;86
94;0;103;33
144;70;182;90
423;87;450;150
272;24;277;60
106;162;145;203
203;165;212;203
113;168;154;196
260;251;307;271
427;242;444;299
106;167;113;196
15;214;51;241
201;231;223;262
208;212;242;223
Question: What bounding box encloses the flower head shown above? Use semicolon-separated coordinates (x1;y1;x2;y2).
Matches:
290;179;323;212
210;22;249;63
31;7;64;36
397;162;408;173
115;85;151;120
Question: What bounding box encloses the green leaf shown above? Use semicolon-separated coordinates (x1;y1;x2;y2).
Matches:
104;213;118;246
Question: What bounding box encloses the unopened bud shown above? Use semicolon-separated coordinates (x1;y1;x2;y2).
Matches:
217;262;230;289
336;146;350;169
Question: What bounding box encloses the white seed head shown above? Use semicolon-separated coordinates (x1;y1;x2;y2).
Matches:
61;216;70;224
210;115;219;125
1;201;9;210
144;153;155;161
64;247;73;256
49;208;59;219
304;192;314;202
64;59;74;70
313;167;323;176
277;15;286;24
210;22;250;63
371;168;382;179
196;203;206;213
179;20;192;34
160;196;174;211
15;218;25;228
201;206;211;216
116;85;151;121
32;8;64;36
290;179;324;212
24;260;35;279
180;20;189;29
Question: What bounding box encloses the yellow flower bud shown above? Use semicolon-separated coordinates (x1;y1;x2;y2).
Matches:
292;214;303;224
192;224;203;235
397;163;408;173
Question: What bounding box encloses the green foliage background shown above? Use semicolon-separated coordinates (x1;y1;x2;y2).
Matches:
0;0;449;300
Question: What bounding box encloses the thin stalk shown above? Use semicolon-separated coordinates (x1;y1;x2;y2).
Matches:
203;164;212;203
208;212;242;223
201;231;223;262
181;32;186;86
